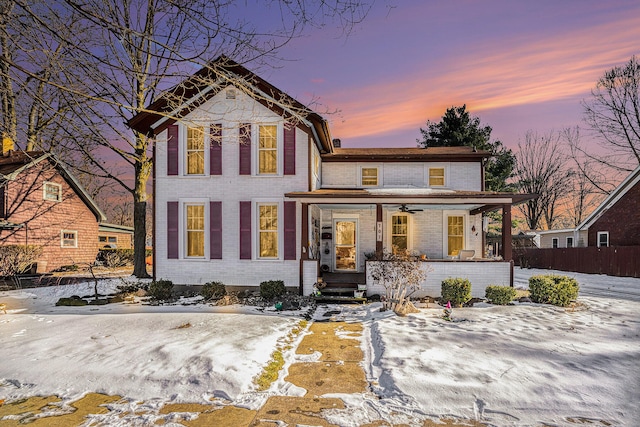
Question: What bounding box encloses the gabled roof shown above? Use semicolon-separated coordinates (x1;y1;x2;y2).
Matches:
322;146;491;162
577;164;640;231
0;151;107;222
127;55;333;153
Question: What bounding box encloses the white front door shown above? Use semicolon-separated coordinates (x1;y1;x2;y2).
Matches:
334;219;357;271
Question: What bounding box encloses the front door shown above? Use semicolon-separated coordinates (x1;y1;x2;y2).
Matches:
334;219;357;271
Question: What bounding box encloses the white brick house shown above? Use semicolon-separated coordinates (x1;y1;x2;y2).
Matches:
128;56;532;297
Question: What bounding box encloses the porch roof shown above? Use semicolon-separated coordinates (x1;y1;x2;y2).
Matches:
285;188;536;212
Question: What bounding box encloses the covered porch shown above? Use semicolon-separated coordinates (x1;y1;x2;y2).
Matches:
287;188;532;298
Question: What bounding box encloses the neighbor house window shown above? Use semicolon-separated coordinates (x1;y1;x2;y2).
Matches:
258;125;278;174
429;167;445;186
552;237;559;248
597;231;609;247
99;236;107;242
447;215;464;256
61;230;77;248
186;126;205;175
186;204;205;257
258;203;278;258
43;181;62;202
391;214;409;253
566;237;574;248
361;167;378;186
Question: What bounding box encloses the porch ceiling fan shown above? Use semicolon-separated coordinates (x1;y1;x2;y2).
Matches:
398;204;423;214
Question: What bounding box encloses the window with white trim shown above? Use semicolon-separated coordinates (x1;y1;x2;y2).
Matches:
258;125;278;175
185;203;205;257
43;181;62;202
429;167;445;187
566;237;574;248
361;167;378;186
61;230;77;248
258;203;278;258
597;231;609;247
447;215;464;256
391;214;409;253
186;126;205;175
552;237;559;248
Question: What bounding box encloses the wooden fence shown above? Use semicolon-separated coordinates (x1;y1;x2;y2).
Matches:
514;246;640;278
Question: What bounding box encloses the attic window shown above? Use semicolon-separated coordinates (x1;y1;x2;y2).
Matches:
43;181;62;202
226;88;236;99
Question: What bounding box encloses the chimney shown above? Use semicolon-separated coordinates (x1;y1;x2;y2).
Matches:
2;134;14;156
332;138;341;148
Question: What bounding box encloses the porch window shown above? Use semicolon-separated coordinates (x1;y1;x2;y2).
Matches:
552;237;559;248
597;231;609;247
61;230;77;248
43;181;62;202
391;214;409;253
429;167;445;186
186;204;205;257
447;215;464;256
361;167;378;186
186;126;205;175
258;203;278;258
258;125;278;174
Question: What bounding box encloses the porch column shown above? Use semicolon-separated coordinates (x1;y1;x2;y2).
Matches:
376;203;383;258
501;204;512;261
301;203;309;260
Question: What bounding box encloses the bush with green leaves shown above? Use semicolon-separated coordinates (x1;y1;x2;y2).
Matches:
201;281;226;300
148;279;174;301
528;274;579;307
260;280;286;300
485;285;517;305
441;277;472;307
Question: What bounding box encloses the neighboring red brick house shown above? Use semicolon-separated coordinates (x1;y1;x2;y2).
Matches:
576;165;640;247
0;149;107;272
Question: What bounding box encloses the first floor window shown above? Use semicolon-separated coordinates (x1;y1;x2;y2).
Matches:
552;237;559;248
258;203;278;258
447;215;464;256
361;167;378;186
186;126;205;174
186;204;205;257
61;230;77;248
391;214;408;253
258;125;278;174
566;237;574;248
44;181;62;202
597;231;609;247
429;167;445;186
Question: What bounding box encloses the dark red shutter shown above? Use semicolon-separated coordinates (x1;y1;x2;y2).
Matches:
167;124;179;176
167;201;179;259
210;124;222;175
239;124;251;175
284;123;296;175
283;201;296;260
239;201;251;259
210;201;222;259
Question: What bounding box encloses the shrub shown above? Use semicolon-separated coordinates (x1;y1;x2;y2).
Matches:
148;279;174;301
260;280;286;300
441;277;472;307
485;285;517;305
529;274;579;307
98;249;135;267
0;245;43;276
201;281;226;300
56;296;88;306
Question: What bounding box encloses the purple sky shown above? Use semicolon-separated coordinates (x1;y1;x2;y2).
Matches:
253;0;640;151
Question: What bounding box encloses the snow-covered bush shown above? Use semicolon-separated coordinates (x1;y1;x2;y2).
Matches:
529;274;579;307
367;251;427;314
441;277;472;307
485;285;516;305
148;279;173;301
260;280;286;299
201;281;226;300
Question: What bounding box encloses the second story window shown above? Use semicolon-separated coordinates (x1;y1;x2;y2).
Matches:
429;167;445;187
186;126;205;175
361;167;378;186
43;181;62;202
258;125;278;174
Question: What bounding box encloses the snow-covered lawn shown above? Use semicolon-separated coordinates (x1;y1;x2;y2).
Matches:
1;269;639;426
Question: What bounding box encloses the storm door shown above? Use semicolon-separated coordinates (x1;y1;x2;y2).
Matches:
334;219;357;271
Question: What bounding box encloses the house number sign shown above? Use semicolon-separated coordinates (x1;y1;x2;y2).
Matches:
376;221;383;242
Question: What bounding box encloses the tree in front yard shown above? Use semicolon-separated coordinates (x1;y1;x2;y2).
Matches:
367;251;427;315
